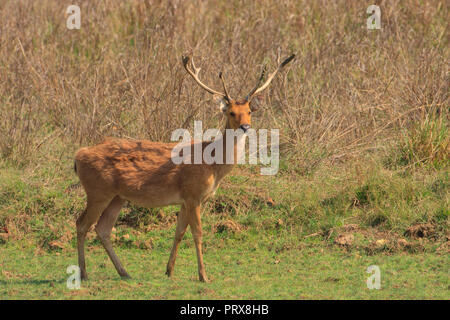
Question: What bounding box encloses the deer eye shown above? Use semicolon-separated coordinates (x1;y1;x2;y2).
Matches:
229;112;236;117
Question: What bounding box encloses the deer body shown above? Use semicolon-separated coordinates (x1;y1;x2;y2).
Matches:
74;54;294;282
75;139;227;208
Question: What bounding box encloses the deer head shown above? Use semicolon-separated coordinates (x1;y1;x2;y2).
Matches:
182;54;295;132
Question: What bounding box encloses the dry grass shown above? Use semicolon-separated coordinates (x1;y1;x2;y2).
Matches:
0;0;447;169
0;2;448;300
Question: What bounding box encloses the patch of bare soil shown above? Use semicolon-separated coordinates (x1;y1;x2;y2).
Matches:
213;220;242;233
266;197;275;207
0;225;9;243
323;224;440;255
404;223;436;239
335;233;354;246
340;224;359;232
363;236;426;255
206;194;249;215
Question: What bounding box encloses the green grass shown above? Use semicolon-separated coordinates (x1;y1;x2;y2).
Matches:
1;240;448;299
0;153;448;299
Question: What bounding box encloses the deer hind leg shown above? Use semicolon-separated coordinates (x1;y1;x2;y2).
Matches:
76;195;113;280
166;204;189;277
186;202;209;282
94;196;130;279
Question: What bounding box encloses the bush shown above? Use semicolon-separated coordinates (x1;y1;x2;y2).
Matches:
389;114;448;169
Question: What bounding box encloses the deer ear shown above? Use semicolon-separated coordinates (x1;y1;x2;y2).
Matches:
214;94;228;113
250;95;262;112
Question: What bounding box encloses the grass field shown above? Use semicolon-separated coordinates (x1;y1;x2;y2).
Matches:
1;156;448;299
0;0;449;299
1;243;448;299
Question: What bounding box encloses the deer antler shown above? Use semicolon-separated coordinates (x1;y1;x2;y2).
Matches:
218;72;232;101
246;65;267;101
182;56;232;101
246;54;295;101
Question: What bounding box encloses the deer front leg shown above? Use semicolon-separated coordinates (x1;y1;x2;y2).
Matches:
187;202;209;282
166;204;188;277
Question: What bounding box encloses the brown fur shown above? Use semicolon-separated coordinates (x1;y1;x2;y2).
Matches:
75;100;253;282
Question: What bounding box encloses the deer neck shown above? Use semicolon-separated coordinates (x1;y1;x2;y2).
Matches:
211;122;243;180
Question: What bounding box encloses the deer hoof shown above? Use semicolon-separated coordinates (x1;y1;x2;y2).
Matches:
120;273;131;280
199;274;210;283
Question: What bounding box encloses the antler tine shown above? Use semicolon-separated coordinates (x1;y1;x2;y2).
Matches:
247;53;296;101
219;72;232;102
190;56;200;73
246;65;267;101
182;55;226;97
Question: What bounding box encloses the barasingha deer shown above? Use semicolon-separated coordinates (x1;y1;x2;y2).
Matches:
74;53;295;282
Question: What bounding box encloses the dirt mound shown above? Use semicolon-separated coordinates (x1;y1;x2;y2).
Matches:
214;220;242;233
335;233;354;246
207;195;246;215
323;224;436;255
364;237;426;255
340;224;359;232
404;223;435;239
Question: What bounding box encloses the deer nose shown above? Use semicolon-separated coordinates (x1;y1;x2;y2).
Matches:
239;124;250;132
